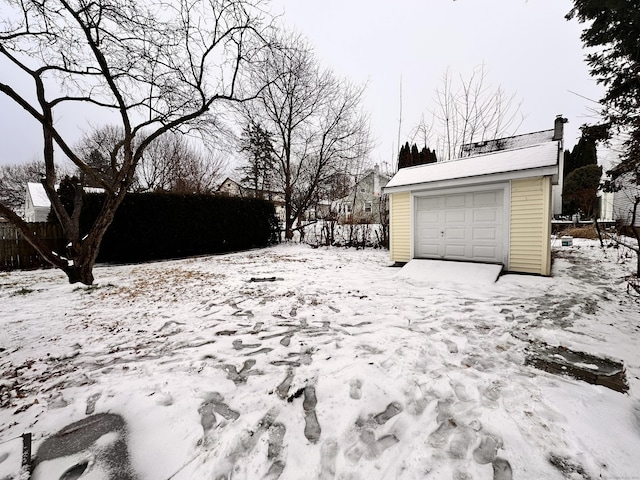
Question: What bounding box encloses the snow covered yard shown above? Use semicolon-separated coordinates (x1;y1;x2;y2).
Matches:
1;239;639;479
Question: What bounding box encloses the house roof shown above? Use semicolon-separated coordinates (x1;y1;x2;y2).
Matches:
27;182;50;208
384;141;560;193
459;129;555;157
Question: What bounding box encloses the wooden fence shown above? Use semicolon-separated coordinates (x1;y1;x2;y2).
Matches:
0;223;65;271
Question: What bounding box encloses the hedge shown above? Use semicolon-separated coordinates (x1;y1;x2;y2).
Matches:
80;193;279;263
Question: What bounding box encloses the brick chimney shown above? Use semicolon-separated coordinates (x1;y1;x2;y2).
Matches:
553;115;568;141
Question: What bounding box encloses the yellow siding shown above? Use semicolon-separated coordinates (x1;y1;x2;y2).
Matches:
390;192;411;262
509;177;552;275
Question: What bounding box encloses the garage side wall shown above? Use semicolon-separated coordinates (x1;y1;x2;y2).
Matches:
509;177;552;275
389;192;411;263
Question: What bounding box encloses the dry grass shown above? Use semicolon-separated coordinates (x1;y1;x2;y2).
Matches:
99;267;225;301
556;225;601;240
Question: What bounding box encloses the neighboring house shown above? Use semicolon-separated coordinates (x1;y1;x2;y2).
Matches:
25;182;51;222
217;177;245;197
334;165;390;223
24;182;104;223
612;173;640;227
217;177;286;224
384;118;566;276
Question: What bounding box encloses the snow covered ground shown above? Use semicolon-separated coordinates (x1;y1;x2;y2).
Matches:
1;239;639;479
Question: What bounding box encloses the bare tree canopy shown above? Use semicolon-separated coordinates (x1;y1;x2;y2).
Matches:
239;32;372;240
411;65;525;162
0;0;273;284
75;126;226;193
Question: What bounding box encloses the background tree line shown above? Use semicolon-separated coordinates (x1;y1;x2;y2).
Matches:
0;0;372;284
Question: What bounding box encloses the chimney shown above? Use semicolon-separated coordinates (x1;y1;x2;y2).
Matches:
553;115;568;141
373;164;380;196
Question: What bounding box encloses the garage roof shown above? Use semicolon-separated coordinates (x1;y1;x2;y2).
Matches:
384;141;560;193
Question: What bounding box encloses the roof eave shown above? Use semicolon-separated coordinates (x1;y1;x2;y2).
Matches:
383;166;558;194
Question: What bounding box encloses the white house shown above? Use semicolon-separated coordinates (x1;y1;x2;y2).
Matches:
612;173;640;227
24;182;51;222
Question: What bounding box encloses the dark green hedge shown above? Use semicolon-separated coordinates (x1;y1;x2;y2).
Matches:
81;193;279;263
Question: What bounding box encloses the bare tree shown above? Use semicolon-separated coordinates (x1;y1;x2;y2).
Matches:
135;132;227;193
0;160;47;216
413;65;525;161
0;0;272;284
240;32;372;240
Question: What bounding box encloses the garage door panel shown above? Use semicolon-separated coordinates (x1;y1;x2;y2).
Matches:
473;226;499;241
474;191;502;205
418;243;440;256
445;228;466;240
473;208;498;222
418;197;441;210
472;245;499;259
418;211;440;224
445;210;466;222
445;194;467;208
444;244;467;257
419;227;440;240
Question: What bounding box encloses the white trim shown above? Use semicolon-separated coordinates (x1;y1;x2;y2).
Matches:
410;182;510;266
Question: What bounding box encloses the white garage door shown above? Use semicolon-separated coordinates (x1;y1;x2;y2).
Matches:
415;189;505;264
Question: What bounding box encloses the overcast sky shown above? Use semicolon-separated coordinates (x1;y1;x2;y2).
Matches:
0;0;604;169
272;0;605;169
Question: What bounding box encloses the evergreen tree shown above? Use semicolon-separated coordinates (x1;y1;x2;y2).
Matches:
397;142;412;170
410;144;420;167
567;1;640;180
239;122;276;198
564;164;603;218
421;146;437;164
48;176;82;223
398;143;437;169
562;125;606;214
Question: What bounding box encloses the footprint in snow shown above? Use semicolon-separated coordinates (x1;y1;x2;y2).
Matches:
448;427;474;459
263;460;285;480
276;368;295;399
232;339;261;350
219;359;258;385
267;423;286;460
303;385;321;444
318;438;338;480
473;434;502;464
492;457;513;480
199;392;240;436
85;392;101;415
344;429;399;464
263;423;287;480
373;401;403;425
349;379;362;400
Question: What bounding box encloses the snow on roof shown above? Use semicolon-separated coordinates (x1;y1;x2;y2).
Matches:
27;182;51;208
26;183;104;207
385;141;560;191
459;129;554;157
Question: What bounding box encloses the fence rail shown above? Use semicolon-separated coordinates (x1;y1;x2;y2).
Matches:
0;223;65;271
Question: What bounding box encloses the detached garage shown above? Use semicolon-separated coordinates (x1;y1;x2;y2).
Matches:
384;139;563;276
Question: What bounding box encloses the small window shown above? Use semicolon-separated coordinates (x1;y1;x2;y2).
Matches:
364;201;372;213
